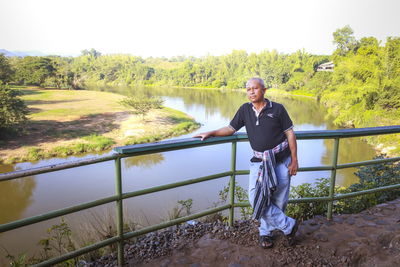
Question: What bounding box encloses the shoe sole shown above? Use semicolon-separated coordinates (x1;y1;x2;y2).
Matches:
259;236;274;249
285;221;299;247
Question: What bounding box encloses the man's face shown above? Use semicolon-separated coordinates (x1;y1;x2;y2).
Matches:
246;80;266;103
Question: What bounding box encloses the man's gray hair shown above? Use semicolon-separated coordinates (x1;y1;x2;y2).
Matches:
246;77;266;89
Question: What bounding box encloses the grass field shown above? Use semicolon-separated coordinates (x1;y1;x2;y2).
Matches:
0;87;200;164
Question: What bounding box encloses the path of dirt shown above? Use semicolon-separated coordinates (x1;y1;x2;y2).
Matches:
129;198;400;267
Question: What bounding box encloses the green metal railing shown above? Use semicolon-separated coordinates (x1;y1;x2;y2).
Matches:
1;126;400;266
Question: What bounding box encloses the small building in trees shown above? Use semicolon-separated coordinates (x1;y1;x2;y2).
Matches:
317;61;334;72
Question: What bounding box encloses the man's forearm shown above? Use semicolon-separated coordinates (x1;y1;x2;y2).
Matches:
285;129;298;161
211;126;235;137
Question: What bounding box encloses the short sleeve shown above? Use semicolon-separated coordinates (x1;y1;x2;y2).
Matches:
229;105;245;131
279;105;293;132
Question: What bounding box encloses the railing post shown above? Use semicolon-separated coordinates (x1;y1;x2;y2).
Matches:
229;141;237;226
115;157;124;266
327;138;340;220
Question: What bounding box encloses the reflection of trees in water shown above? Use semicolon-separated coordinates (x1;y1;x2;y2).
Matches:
111;86;328;127
0;165;36;224
123;153;165;169
320;137;377;186
278;97;327;126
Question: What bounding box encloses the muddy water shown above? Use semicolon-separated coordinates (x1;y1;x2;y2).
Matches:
0;87;376;263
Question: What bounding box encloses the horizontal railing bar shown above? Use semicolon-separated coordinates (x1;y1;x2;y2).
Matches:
123;204;231;239
237;166;334;174
235;183;400;207
2;126;399;182
114;126;400;155
298;166;333;171
235;170;250;175
234;195;333;207
33;236;120;267
0;154;119;182
239;157;400;173
115;136;243;156
333;183;400;200
337;157;400;169
295;125;400;139
122;171;232;199
0;195;118;233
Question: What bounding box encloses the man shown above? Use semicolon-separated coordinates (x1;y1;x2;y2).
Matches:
194;77;299;248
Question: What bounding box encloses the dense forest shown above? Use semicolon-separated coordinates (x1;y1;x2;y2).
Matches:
1;26;399;137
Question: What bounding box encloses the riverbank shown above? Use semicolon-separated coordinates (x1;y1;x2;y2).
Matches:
0;87;200;164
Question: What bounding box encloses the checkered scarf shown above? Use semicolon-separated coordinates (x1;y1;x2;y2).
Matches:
252;139;289;220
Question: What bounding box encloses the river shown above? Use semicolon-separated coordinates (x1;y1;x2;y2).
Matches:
0;86;377;263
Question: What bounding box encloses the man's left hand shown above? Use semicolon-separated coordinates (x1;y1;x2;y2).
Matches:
288;159;298;176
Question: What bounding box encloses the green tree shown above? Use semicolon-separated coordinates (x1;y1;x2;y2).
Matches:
119;95;164;120
333;25;358;57
0;83;29;135
13;56;55;86
81;48;102;59
0;54;14;83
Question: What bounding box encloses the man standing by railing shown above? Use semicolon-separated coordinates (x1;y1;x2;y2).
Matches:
194;77;299;248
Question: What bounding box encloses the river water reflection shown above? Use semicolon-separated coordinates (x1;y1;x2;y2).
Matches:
0;87;377;262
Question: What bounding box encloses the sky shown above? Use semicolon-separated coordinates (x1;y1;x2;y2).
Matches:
0;0;399;57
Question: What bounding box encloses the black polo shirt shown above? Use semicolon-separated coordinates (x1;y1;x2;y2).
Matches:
229;99;293;162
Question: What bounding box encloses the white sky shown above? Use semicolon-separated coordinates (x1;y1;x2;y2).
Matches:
0;0;399;57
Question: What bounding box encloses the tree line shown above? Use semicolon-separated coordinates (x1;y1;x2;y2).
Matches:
0;47;329;90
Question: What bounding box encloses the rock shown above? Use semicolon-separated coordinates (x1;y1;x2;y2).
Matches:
325;220;335;226
359;221;376;227
380;204;396;210
314;215;326;221
308;219;318;226
228;263;243;267
333;217;344;223
345;216;356;225
347;241;361;248
160;258;171;267
385;224;400;231
212;226;220;233
77;260;87;267
239;255;251;262
175;257;187;264
302;224;321;235
375;219;389;225
355;230;367;237
350;246;370;265
360;214;375;221
389;234;400;250
314;233;328;242
378;232;394;247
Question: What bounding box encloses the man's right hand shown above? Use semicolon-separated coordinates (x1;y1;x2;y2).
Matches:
193;131;214;141
193;126;235;141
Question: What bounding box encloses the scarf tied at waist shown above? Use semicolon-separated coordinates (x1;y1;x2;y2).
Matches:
252;139;289;220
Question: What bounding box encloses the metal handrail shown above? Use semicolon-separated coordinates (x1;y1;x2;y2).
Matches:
0;126;399;267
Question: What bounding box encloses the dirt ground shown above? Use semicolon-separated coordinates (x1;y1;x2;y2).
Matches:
131;198;400;267
0;88;197;163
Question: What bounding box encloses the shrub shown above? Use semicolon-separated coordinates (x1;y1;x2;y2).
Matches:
287;156;400;220
119;95;164;120
0;83;29;136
